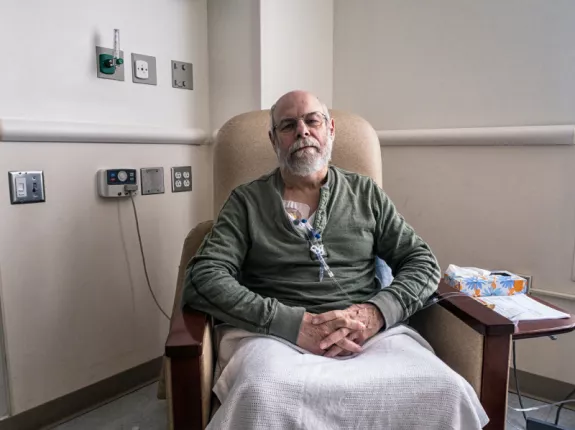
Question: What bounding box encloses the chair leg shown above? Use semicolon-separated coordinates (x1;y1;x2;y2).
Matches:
481;334;511;430
167;356;204;430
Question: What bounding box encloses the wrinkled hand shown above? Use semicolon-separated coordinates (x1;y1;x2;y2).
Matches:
296;312;366;356
312;304;385;358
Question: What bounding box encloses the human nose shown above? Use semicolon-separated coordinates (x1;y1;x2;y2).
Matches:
295;118;311;139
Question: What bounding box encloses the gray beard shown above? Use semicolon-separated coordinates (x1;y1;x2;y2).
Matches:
276;136;333;177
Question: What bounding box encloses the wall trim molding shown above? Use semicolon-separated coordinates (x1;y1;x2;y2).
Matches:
509;368;575;412
6;120;572;147
378;125;575;146
530;288;575;302
0;357;162;430
0;118;209;145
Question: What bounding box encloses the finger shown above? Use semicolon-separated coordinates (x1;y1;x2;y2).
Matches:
319;327;350;350
312;310;345;325
329;317;366;331
324;337;362;356
323;345;343;358
335;337;362;354
324;331;360;358
356;332;370;345
347;331;360;341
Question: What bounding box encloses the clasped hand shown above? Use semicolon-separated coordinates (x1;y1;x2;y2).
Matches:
296;304;385;358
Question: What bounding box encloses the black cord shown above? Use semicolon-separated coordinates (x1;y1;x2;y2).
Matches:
129;193;170;320
512;340;528;423
555;387;575;425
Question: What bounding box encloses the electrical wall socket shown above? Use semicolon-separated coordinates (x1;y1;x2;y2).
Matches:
131;53;157;85
135;60;149;79
171;166;192;192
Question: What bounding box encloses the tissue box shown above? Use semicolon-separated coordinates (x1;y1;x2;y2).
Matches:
444;265;527;297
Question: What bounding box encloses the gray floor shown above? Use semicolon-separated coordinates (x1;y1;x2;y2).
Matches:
507;394;575;429
52;383;167;430
52;381;575;430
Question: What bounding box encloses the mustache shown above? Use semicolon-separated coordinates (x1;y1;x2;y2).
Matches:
289;138;320;155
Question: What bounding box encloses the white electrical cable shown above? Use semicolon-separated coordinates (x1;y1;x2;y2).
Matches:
509;399;575;413
129;192;170;320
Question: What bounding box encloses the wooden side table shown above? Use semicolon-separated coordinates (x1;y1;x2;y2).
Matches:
512;298;575;340
435;281;575;430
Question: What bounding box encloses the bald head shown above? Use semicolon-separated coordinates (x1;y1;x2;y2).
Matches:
270;90;330;133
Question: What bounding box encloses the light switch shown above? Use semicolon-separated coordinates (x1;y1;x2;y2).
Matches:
8;171;45;204
16;178;26;197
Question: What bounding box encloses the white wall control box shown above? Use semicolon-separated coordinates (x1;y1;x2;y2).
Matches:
97;169;138;198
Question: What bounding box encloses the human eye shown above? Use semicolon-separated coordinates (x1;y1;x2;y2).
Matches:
305;114;323;127
279;120;296;132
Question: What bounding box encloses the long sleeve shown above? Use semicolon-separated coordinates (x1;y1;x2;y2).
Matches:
182;191;306;344
367;182;441;329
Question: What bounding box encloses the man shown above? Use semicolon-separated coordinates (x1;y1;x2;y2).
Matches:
183;91;488;429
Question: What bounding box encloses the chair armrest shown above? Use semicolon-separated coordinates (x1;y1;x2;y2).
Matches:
164;307;214;429
165;307;208;359
410;280;516;403
435;280;515;336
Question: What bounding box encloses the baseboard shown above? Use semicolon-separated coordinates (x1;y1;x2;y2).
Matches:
0;357;163;430
509;368;575;411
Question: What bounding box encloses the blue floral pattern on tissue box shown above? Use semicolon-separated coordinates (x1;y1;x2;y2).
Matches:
444;271;527;297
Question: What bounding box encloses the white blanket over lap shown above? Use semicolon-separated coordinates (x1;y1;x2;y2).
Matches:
208;325;489;430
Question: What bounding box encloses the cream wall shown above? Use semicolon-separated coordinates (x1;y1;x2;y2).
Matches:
260;0;333;109
0;0;211;414
334;0;575;130
208;0;261;130
0;144;213;413
208;0;334;127
334;0;575;384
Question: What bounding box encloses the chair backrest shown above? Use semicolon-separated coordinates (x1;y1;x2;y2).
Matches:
213;109;382;213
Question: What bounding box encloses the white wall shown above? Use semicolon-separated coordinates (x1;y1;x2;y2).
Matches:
0;0;211;414
208;0;261;130
260;0;334;109
334;0;575;384
0;0;209;130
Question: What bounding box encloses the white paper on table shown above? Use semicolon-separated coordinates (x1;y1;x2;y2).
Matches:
480;295;570;322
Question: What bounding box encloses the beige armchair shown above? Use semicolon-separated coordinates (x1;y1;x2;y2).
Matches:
159;110;515;430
